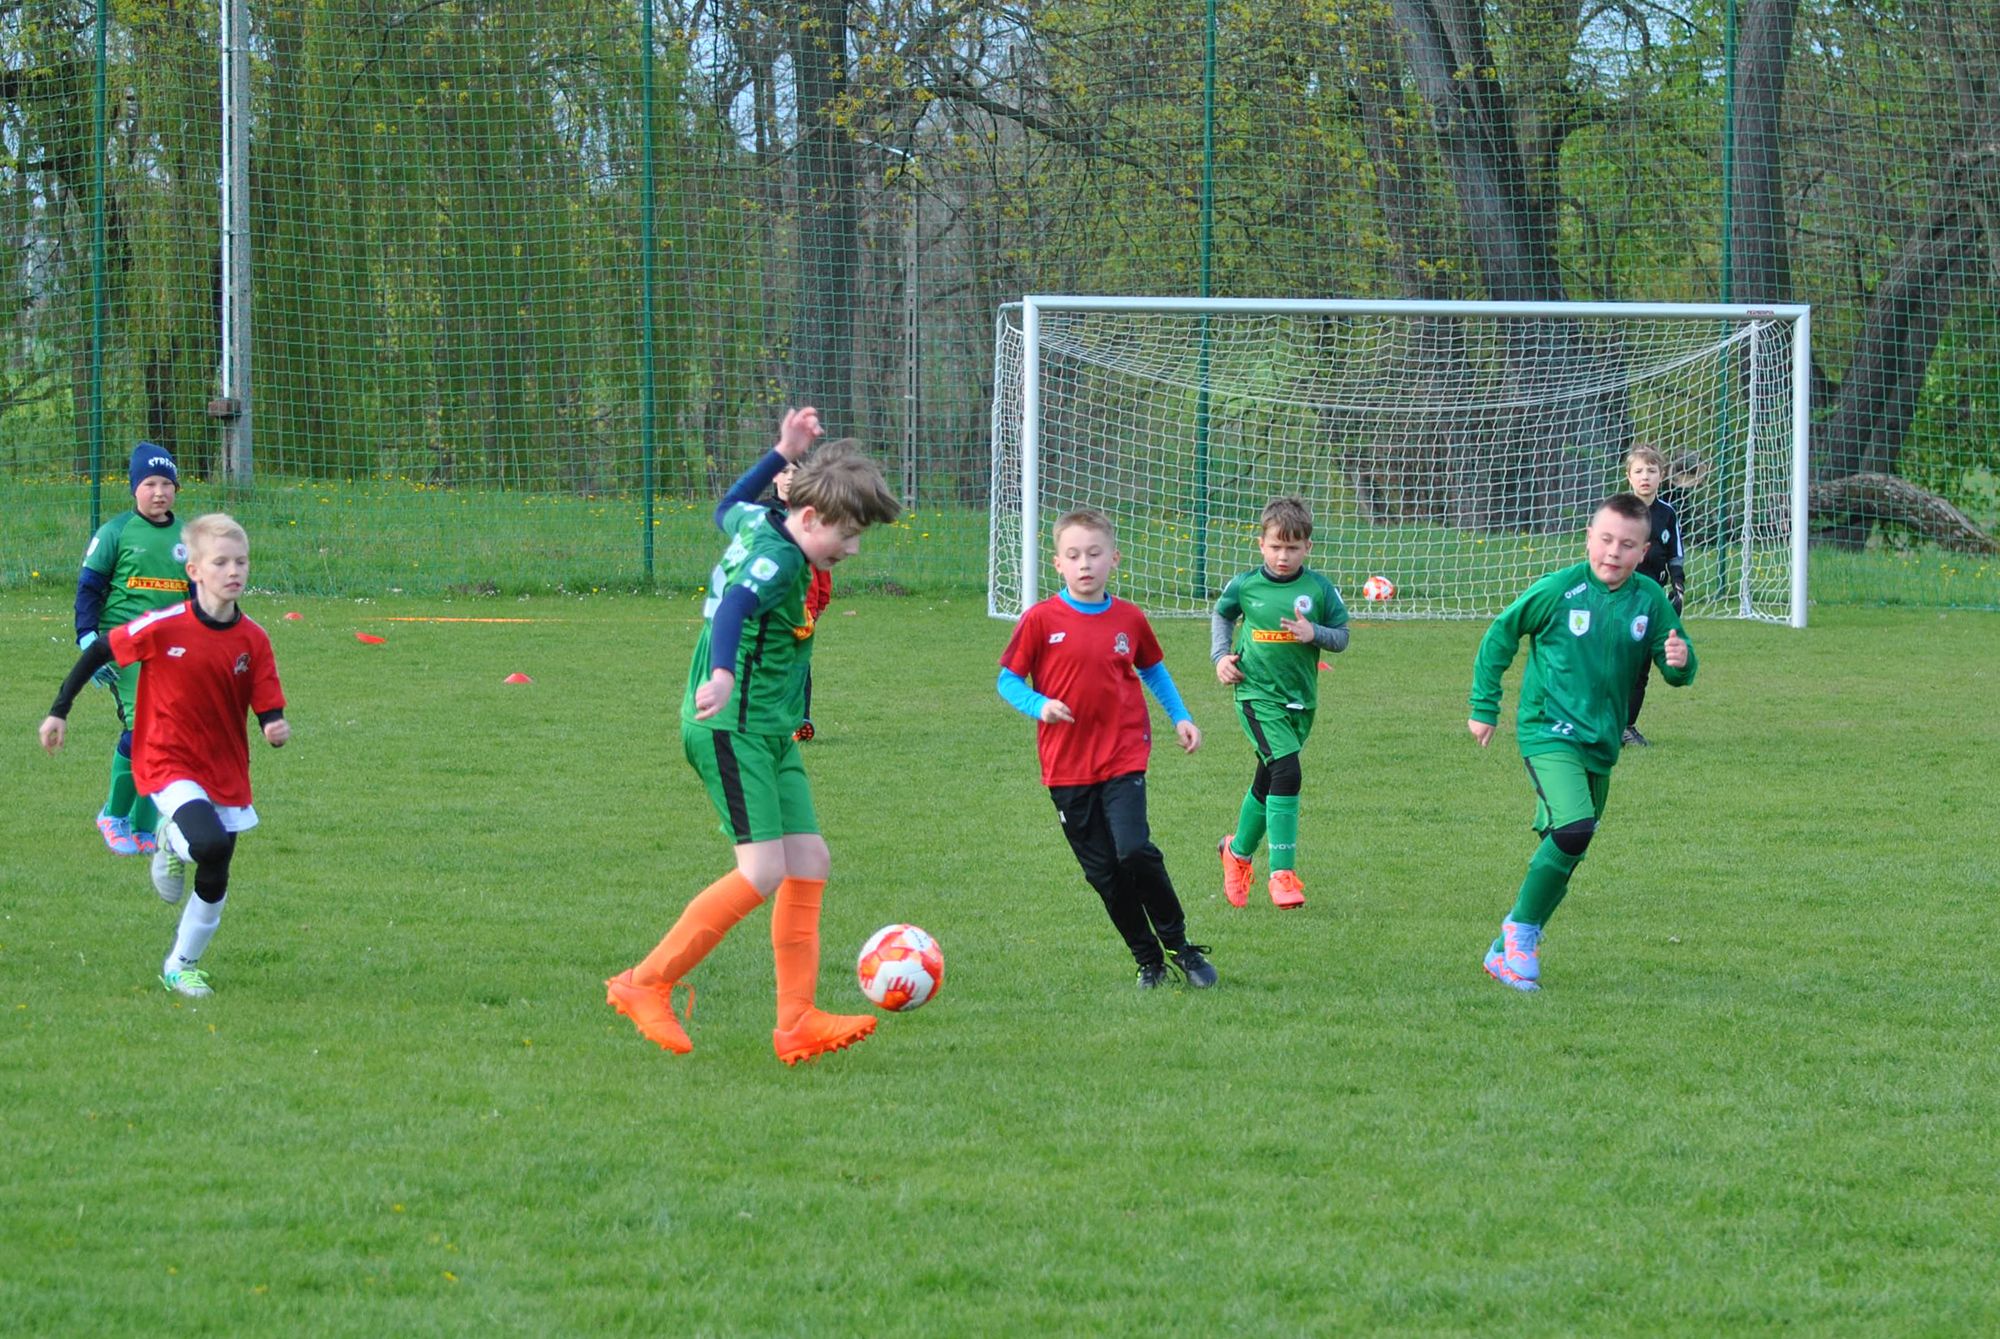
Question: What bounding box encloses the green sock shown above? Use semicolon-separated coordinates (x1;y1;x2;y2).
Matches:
105;748;137;820
1266;794;1300;873
1230;789;1266;858
129;793;160;834
1507;836;1583;927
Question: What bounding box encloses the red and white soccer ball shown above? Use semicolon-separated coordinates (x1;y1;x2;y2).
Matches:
1361;574;1396;602
857;924;944;1012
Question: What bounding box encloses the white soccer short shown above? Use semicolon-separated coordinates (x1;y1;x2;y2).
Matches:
150;779;260;835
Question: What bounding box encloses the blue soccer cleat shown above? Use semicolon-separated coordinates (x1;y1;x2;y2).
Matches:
1484;938;1540;992
1500;918;1543;982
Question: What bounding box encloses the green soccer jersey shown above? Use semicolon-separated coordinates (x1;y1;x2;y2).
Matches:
1216;565;1348;711
1469;560;1697;771
682;501;814;736
82;510;189;631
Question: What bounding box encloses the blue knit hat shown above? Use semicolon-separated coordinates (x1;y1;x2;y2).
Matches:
129;442;178;493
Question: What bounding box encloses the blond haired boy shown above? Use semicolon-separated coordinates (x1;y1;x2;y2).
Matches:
996;508;1217;989
42;513;290;997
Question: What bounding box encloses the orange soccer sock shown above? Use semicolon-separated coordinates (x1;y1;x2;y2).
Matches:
633;870;765;987
771;876;827;1031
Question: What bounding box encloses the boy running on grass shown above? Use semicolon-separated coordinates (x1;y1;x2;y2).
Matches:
1212;496;1350;910
605;407;902;1064
72;443;192;856
42;513;290;998
997;508;1217;990
1621;444;1687;747
1467;493;1696;992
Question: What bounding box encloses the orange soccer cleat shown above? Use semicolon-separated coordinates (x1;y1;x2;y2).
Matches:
605;970;694;1054
1219;836;1254;908
1268;869;1306;910
772;1006;876;1065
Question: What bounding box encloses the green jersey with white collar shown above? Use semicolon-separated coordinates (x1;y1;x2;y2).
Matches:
1469;560;1696;771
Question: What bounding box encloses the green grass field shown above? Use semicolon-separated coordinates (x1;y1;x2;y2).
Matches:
5;591;1998;1335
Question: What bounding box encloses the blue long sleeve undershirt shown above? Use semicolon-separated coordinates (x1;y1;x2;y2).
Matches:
713;449;791;529
707;583;760;675
995;667;1049;720
74;567;110;644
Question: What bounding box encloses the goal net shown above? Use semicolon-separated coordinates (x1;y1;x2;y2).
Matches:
990;298;1810;625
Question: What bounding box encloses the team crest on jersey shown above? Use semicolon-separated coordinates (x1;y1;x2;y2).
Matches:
1568;609;1591;636
749;556;780;582
1293;594;1313;617
167;646;187;657
174;543;189;562
1113;632;1131;657
1048;631;1066;644
1630;614;1649;642
233;652;251;675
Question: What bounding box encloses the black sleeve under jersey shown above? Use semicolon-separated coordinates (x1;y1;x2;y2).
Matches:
1660;498;1686;570
49;638;116;719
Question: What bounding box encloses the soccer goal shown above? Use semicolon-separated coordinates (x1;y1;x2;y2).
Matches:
990;297;1811;625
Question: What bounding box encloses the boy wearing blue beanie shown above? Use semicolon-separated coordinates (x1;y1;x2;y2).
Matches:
72;443;190;854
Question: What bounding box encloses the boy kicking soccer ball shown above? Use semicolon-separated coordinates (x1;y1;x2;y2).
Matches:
41;513;289;998
1467;493;1696;991
605;407;902;1064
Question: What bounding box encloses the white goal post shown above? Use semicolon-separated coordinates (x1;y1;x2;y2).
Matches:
990;297;1811;626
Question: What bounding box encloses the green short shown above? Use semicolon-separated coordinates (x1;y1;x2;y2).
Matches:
111;660;141;730
1523;748;1611;834
682;723;818;845
1235;698;1313;763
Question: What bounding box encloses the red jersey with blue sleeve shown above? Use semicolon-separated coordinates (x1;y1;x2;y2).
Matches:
108;601;285;805
999;595;1165;786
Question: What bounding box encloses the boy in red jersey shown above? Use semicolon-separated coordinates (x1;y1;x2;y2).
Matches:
41;514;289;998
997;508;1217;989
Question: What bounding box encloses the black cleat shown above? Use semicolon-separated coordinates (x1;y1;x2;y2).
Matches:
1135;961;1172;990
1622;726;1648;747
1168;943;1218;988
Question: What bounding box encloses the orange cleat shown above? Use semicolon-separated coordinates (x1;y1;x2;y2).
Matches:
1268;869;1306;910
605;970;693;1054
772;1006;876;1065
1219;836;1254;908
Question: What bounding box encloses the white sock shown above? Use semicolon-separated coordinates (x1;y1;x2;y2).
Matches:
165;894;225;973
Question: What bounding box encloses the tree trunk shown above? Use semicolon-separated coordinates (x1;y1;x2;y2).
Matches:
1810;472;1998;552
1725;0;1798;306
789;0;857;432
1727;0;2000;549
1384;1;1619;532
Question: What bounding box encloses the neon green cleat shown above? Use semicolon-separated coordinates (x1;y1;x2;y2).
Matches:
161;967;212;998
